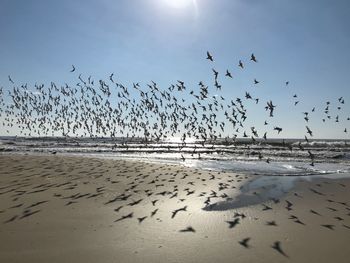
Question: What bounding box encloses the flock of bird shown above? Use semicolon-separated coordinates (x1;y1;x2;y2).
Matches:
0;52;349;166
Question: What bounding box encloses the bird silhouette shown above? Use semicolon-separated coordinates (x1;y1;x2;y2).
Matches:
8;75;14;84
225;70;232;78
250;53;257;62
206;51;213;61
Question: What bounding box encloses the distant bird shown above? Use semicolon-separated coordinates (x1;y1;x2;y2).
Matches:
70;65;75;72
263;132;267;140
285;81;289;86
254;79;259;84
206;51;213;61
238;60;244;68
212;68;219;79
225;70;232;78
8;75;14;84
109;73;114;83
306;126;313;137
274;127;282;134
250;53;257;62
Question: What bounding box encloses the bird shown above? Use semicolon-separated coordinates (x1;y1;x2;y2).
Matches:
306;126;313;137
238;60;244;68
8;75;14;84
274;127;282;134
225;70;232;78
70;65;75;72
250;53;257;62
206;51;213;61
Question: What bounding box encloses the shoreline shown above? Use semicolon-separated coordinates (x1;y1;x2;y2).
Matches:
1;154;350;263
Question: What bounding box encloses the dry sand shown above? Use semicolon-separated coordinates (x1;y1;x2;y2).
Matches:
0;154;350;263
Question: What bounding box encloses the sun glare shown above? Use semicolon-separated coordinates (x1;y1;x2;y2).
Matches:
163;0;193;9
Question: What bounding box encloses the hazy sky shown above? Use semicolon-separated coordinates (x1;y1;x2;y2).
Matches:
0;0;349;138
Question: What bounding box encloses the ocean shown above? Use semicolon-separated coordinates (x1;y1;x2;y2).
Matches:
1;136;349;177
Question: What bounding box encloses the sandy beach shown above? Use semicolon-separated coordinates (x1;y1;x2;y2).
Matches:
0;154;350;263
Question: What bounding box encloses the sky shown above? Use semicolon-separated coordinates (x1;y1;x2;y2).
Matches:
0;0;349;139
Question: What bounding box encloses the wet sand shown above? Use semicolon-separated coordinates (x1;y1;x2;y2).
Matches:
0;154;350;263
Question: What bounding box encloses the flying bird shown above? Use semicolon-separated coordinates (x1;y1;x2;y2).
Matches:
250;53;257;62
225;70;232;78
206;51;213;61
8;75;14;84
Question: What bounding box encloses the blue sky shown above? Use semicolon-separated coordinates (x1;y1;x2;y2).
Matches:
0;0;349;138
